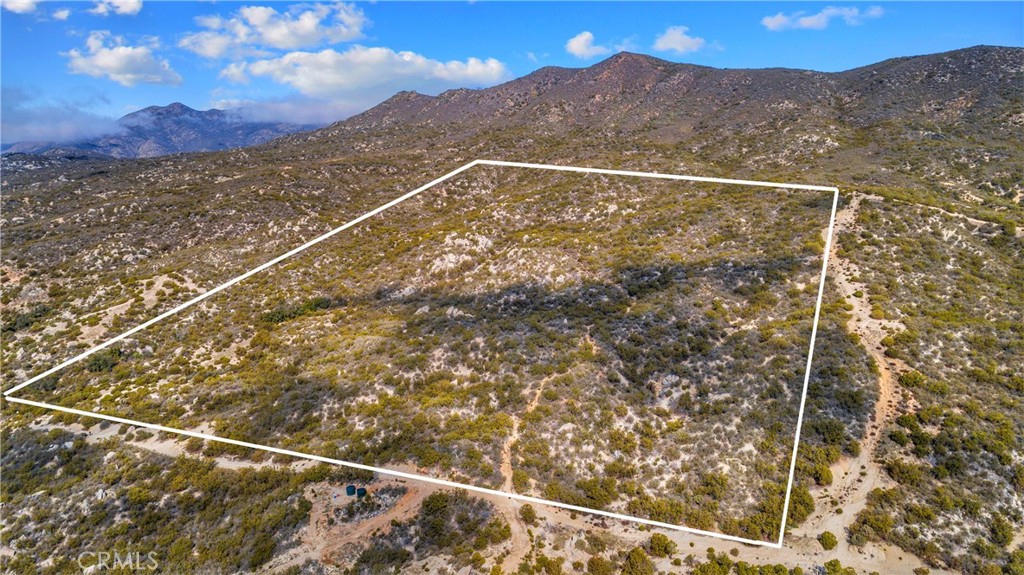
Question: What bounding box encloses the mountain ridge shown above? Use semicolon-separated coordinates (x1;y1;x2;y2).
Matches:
333;44;1021;137
3;102;316;159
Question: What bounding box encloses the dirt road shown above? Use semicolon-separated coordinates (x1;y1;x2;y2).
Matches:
799;192;911;533
788;192;933;572
27;419;298;471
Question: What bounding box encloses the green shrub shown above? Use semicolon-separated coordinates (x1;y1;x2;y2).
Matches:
647;532;676;558
586;556;614;575
519;504;537;525
898;371;927;388
260;296;338;324
818;531;838;550
990;513;1013;547
621;547;654;575
86;349;121;373
824;559;856;575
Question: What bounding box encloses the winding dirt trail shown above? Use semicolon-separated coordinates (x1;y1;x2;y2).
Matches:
887;195;1024;238
27;418;298;471
789;192;928;569
499;374;552;493
495;338;604;572
800;193;909;527
496;374;556;571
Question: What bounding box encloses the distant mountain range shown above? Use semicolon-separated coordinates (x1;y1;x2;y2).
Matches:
2;102;316;159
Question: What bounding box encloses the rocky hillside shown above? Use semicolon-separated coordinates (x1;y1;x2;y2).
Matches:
1;44;1022;574
301;45;1020;211
3;102;315;159
339;45;1019;135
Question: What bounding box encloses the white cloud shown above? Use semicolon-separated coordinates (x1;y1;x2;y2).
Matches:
864;6;885;19
614;37;640;53
64;31;182;87
0;0;37;14
565;31;610;59
211;96;355;126
761;13;790;32
652;26;706;55
180;2;367;58
219;62;250;84
1;87;121;144
180;31;237;59
239;45;508;101
762;6;884;31
53;7;70;20
89;0;142;16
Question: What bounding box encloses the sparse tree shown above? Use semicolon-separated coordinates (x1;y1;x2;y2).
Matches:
586;555;614;575
519;503;538;525
621;547;654;575
647;532;676;558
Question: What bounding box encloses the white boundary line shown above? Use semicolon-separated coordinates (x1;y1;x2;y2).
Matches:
776;188;839;546
476;160;839;193
3;159;841;549
2;159;484;398
5;395;775;548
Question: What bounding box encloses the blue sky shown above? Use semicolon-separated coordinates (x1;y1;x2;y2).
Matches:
2;1;1021;143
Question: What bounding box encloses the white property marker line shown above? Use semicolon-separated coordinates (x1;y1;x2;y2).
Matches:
2;159;484;398
2;158;839;399
4;158;840;548
476;160;841;193
776;187;840;547
5;395;781;549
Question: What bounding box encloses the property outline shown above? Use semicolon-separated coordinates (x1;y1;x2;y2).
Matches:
4;159;841;549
